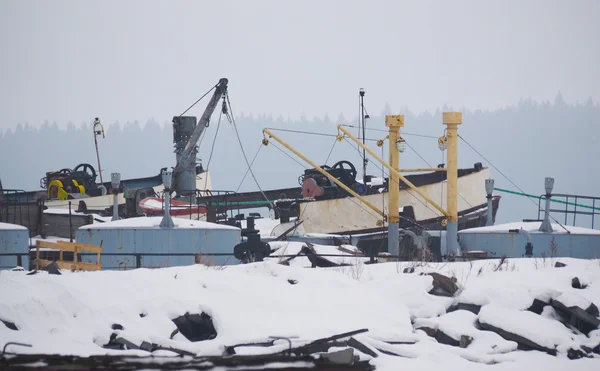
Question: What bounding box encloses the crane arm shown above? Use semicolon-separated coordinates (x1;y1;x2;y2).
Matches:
175;78;229;175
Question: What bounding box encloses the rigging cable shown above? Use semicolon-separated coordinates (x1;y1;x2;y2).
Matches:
202;109;223;190
226;93;274;209
458;134;570;232
266;127;379;142
178;83;218;117
235;143;264;193
342;137;431;229
270;141;307;169
341;124;438;139
324;137;338;164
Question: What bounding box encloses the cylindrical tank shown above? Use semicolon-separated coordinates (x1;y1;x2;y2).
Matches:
0;222;29;269
458;222;600;259
76;217;241;269
172;116;198;196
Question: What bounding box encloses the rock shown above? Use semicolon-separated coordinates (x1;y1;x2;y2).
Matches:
288;279;298;285
554;262;567;268
587;303;599;318
172;312;217;342
415;326;437;338
403;267;415;274
551;298;600;335
45;261;61;275
139;313;147;318
1;319;18;331
111;323;124;330
434;329;460;347
477;320;557;356
527;298;549;315
447;302;481;315
460;335;473;348
567;348;590;359
422;272;458;297
572;277;587;289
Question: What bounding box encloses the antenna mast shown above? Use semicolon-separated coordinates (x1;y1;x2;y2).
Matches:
359;88;369;184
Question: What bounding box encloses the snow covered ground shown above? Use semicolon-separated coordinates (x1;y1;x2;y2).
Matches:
1;256;600;370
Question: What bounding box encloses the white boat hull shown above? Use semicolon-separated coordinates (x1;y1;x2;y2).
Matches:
44;171;212;211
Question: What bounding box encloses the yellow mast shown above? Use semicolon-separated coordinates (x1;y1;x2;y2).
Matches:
443;112;462;255
386;115;403;256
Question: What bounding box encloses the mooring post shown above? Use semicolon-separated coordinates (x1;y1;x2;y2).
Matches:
386;115;404;258
485;179;495;226
443;112;462;256
111;173;121;221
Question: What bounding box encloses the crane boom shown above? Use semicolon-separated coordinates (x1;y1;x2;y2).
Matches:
175;78;229;175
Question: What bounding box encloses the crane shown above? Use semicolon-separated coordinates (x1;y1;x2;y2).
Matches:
172;78;228;195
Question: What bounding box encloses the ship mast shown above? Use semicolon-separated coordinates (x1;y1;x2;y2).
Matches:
359;88;369;184
93;118;105;184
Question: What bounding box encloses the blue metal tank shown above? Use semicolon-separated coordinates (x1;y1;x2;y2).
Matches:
0;222;29;269
76;217;241;269
458;221;600;259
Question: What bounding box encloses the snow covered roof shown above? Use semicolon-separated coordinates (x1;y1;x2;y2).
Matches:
78;216;240;231
458;221;600;235
0;222;28;231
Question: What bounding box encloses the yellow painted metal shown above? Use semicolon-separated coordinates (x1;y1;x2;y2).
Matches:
262;128;385;218
72;179;85;194
48;179;69;200
36;240;102;271
386;115;403;224
337;125;450;217
443;112;462;223
399;168;447;172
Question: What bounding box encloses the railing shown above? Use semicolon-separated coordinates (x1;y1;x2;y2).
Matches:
537;193;600;229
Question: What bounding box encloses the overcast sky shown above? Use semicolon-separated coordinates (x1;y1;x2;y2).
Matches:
1;0;598;128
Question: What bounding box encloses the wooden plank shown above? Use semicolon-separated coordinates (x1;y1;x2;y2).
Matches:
37;259;101;271
36;240;76;252
36;240;102;253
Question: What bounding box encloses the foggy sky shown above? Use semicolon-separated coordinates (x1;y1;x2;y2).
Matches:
1;0;599;128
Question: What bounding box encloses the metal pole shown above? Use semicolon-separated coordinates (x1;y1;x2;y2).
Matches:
443;112;462;256
93;118;105;184
539;177;554;232
262;129;385;218
111;173;121;221
485;179;494;226
68;201;73;242
360;88;367;184
386;115;403;258
338;125;450;218
159;170;175;228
